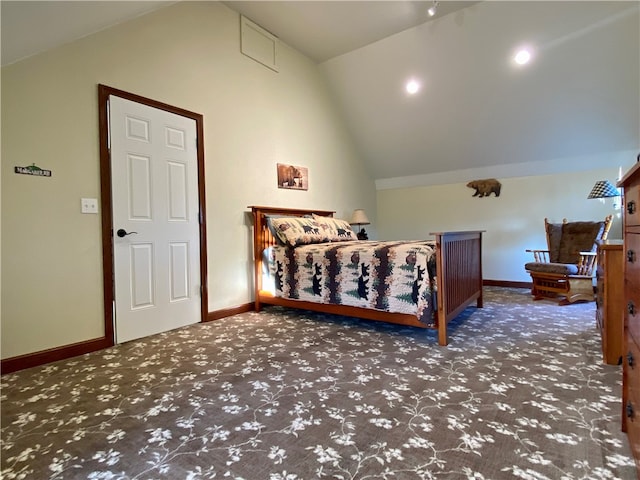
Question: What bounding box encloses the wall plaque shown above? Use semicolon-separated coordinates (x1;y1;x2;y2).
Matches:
14;164;51;177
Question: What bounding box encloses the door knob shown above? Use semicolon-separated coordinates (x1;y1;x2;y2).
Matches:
116;229;138;238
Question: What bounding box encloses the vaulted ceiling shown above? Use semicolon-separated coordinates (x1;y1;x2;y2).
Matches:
2;1;638;185
0;1;476;67
317;1;639;185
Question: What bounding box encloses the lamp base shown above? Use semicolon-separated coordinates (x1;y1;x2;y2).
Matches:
357;228;368;240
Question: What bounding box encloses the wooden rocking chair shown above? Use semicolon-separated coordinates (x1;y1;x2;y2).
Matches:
525;215;613;305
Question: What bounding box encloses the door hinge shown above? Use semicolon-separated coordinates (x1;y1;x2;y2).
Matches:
106;98;111;151
112;300;117;343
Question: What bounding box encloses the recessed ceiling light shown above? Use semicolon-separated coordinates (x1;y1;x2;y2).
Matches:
427;0;438;17
406;80;420;95
514;48;532;65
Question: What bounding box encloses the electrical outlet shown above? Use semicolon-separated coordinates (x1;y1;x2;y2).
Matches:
81;198;99;214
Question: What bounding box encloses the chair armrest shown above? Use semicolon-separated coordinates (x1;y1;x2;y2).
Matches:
526;249;551;263
577;251;597;276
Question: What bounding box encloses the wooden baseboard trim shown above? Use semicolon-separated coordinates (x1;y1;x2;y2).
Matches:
483;279;532;289
2;304;255;375
4;284;534;375
1;337;113;375
206;302;254;322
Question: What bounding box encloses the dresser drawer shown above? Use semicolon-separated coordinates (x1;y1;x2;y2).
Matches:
628;293;640;348
627;390;640;472
625;232;640;279
623;181;640;226
624;334;640;470
625;233;640;345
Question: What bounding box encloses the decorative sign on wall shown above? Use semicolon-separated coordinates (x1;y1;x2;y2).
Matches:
277;163;308;191
15;163;52;177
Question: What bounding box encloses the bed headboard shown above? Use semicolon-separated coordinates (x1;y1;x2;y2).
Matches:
248;206;335;296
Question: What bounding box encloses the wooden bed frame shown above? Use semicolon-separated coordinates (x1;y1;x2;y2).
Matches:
249;206;484;345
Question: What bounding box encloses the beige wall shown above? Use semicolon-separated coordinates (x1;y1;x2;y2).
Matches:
376;162;636;282
1;2;376;359
2;1;636;361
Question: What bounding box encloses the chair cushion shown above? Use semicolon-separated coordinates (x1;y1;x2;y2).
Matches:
546;223;564;263
557;221;605;264
525;262;579;275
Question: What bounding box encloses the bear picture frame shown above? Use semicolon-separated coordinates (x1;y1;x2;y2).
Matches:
277;163;308;190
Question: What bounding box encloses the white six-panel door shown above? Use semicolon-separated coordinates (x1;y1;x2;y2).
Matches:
109;95;201;343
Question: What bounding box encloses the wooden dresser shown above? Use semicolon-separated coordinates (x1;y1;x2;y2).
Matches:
618;160;640;475
596;240;624;365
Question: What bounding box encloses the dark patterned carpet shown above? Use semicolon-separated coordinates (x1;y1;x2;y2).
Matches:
1;287;636;479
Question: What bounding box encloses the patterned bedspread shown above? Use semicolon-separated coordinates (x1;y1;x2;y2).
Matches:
266;240;437;325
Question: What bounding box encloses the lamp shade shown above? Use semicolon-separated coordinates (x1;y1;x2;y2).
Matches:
349;209;370;225
588;180;621;199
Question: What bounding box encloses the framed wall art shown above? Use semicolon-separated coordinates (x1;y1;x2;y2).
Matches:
277;163;308;191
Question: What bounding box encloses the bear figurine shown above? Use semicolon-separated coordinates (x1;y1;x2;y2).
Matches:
466;178;502;198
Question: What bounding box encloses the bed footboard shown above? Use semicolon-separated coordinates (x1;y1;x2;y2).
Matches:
431;231;484;345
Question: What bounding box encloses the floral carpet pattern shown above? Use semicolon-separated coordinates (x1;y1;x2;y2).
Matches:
1;287;636;479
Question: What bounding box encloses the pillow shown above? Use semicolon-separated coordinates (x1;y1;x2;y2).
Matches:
265;214;298;245
269;216;329;247
312;214;356;242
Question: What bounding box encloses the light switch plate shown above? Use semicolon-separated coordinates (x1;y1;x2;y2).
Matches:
81;198;99;214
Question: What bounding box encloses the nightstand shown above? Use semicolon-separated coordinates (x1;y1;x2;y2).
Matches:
596;239;624;365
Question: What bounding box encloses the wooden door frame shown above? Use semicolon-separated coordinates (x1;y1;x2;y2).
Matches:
98;84;208;344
